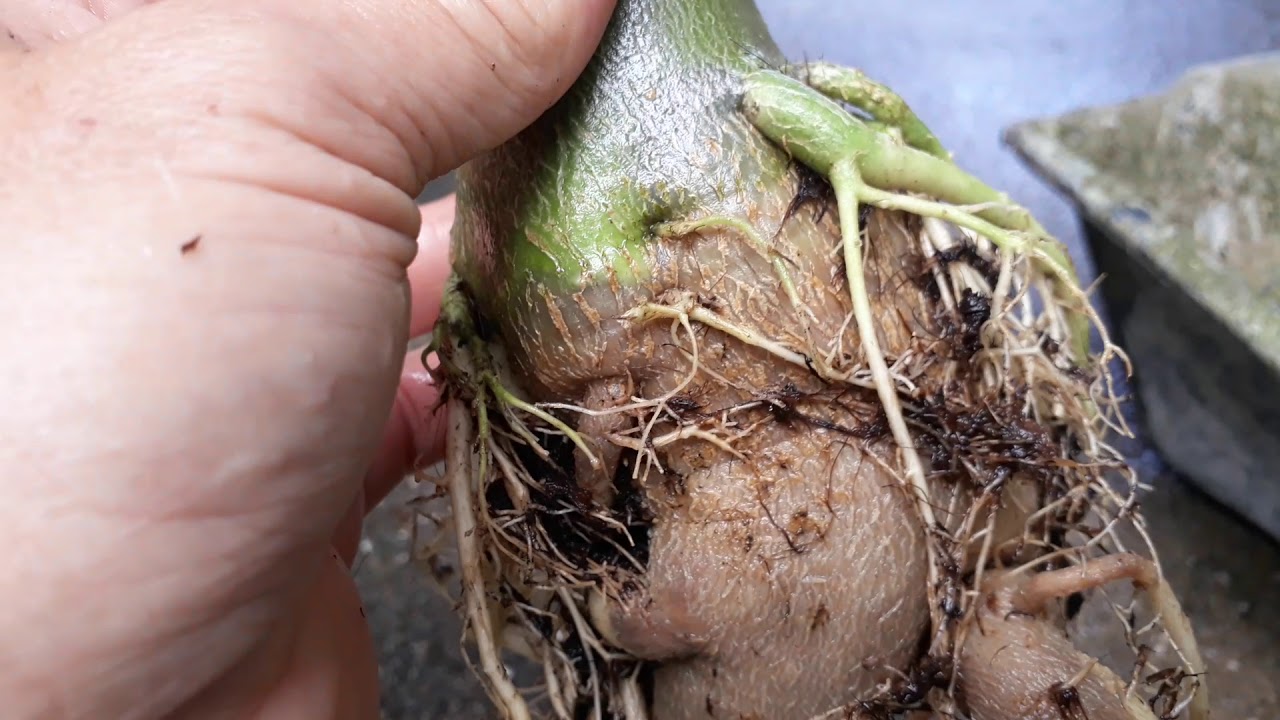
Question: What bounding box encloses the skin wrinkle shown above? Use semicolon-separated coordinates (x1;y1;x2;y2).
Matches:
444;0;538;88
433;1;559;157
183;170;420;265
326;7;451;191
242;103;420;228
47;497;310;625
184;147;421;243
11;7;415;209
242;9;427;196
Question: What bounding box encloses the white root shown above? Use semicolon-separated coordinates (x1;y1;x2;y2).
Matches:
632;312;702;482
542;648;574;720
488;437;531;512
447;394;532;720
618;672;651;720
830;158;945;631
656;214;820;326
626;298;877;391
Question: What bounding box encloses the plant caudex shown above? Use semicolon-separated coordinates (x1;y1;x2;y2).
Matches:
422;2;1207;719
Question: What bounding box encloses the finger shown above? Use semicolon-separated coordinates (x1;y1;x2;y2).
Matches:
6;0;619;199
1;0;613;531
1;0;153;49
409;194;456;338
255;553;380;720
173;552;380;719
334;195;453;563
0;2;613;714
363;347;446;514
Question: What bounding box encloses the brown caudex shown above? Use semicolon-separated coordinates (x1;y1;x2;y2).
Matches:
424;1;1209;718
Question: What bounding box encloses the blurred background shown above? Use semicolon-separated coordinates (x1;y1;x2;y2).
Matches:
362;2;1280;717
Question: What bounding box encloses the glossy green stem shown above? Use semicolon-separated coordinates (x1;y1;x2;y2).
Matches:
448;0;795;353
742;70;1050;238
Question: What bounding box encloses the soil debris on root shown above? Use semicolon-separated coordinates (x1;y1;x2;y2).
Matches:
409;5;1207;717
416;191;1206;719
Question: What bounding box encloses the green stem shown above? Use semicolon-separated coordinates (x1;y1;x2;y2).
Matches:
743;70;1049;238
798;61;950;160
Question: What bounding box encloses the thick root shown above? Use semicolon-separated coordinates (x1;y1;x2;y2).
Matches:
426;54;1205;720
959;555;1207;720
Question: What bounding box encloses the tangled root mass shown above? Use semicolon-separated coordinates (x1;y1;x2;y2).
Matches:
419;65;1207;720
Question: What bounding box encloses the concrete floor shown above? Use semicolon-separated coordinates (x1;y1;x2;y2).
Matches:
360;2;1280;717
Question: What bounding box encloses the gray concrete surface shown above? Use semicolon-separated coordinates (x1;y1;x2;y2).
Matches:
1007;54;1280;542
365;2;1280;717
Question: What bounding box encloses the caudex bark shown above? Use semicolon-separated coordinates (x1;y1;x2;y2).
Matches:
425;1;1209;718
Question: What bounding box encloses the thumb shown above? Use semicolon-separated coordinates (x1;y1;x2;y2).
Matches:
4;0;617;203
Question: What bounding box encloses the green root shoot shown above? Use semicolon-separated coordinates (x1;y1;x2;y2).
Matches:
489;377;602;471
793;60;951;160
741;67;1092;362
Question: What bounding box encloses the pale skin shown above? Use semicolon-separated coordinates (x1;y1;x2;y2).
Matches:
0;1;616;718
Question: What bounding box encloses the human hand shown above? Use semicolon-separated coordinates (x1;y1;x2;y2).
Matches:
0;1;614;717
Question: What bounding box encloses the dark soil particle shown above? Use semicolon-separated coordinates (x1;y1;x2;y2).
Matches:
908;389;1059;490
783;163;836;226
495;433;654;571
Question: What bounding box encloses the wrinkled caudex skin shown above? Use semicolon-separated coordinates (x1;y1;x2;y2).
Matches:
425;1;1208;719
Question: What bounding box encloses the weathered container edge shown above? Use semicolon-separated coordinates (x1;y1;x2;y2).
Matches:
1004;53;1280;541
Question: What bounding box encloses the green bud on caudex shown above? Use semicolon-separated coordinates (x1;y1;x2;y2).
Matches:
426;1;1208;718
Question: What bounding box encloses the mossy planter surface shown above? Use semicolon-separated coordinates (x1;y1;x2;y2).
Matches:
1006;52;1280;540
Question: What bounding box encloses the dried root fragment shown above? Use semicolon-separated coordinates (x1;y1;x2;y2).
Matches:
445;392;532;720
